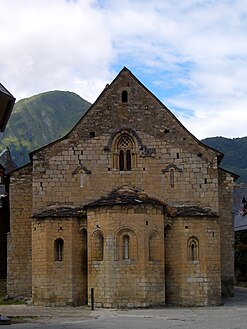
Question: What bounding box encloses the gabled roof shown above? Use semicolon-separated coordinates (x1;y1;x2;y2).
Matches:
86;186;166;208
0;83;15;132
29;67;223;164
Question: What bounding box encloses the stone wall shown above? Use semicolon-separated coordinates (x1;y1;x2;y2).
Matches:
7;164;32;297
7;68;235;307
32;217;87;306
87;204;165;308
165;217;221;306
218;169;235;296
31;69;220;215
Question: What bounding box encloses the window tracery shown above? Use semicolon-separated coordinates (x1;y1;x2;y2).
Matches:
113;134;137;171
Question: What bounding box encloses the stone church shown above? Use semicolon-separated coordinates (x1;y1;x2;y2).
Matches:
7;68;236;307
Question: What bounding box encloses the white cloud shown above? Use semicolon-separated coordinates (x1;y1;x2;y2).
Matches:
1;0;114;101
1;0;247;138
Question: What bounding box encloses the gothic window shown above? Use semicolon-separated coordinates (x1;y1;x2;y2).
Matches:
54;238;64;261
117;135;134;171
121;90;128;103
92;231;104;261
188;237;199;261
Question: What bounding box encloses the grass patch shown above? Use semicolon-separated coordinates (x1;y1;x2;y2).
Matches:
0;297;26;305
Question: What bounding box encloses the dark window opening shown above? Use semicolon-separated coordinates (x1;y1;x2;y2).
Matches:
126;150;131;170
119;150;125;171
55;238;64;261
122;90;128;103
90;131;95;138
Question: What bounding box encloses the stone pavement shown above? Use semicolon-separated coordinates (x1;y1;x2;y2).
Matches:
0;287;246;328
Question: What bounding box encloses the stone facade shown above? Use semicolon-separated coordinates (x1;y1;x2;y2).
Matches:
7;68;236;307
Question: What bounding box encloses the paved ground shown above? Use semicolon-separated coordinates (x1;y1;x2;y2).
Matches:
0;287;247;328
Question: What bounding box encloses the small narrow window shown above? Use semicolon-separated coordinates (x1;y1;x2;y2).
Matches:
121;90;128;103
80;173;84;187
188;237;199;261
116;228;137;261
170;169;175;188
54;238;64;261
123;235;129;259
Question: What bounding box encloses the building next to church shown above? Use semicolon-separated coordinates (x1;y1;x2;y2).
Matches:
7;68;236;307
0;83;15;293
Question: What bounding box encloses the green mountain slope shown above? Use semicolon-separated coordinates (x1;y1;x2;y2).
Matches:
202;136;247;183
2;92;247;184
0;91;91;166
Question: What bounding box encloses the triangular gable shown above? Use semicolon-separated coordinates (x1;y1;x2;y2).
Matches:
29;67;223;164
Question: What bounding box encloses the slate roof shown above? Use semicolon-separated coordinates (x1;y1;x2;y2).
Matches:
85;186;166;208
168;204;218;217
0;83;15;132
0;83;14;98
234;213;247;232
0;148;18;174
33;186;217;219
33;205;86;219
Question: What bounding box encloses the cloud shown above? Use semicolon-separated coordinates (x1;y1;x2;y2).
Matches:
1;0;114;101
1;0;247;138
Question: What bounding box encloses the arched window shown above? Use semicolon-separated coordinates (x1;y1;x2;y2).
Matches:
117;135;133;171
149;231;160;261
116;228;137;261
121;90;128;103
188;237;199;261
92;231;104;261
54;238;64;261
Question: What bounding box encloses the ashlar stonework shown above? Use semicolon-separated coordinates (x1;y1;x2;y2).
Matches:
7;67;236;307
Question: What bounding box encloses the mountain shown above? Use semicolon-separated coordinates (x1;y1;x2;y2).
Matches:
0;91;91;166
202;136;247;183
1;92;247;184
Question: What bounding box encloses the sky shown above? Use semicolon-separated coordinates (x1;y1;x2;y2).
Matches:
1;0;247;139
